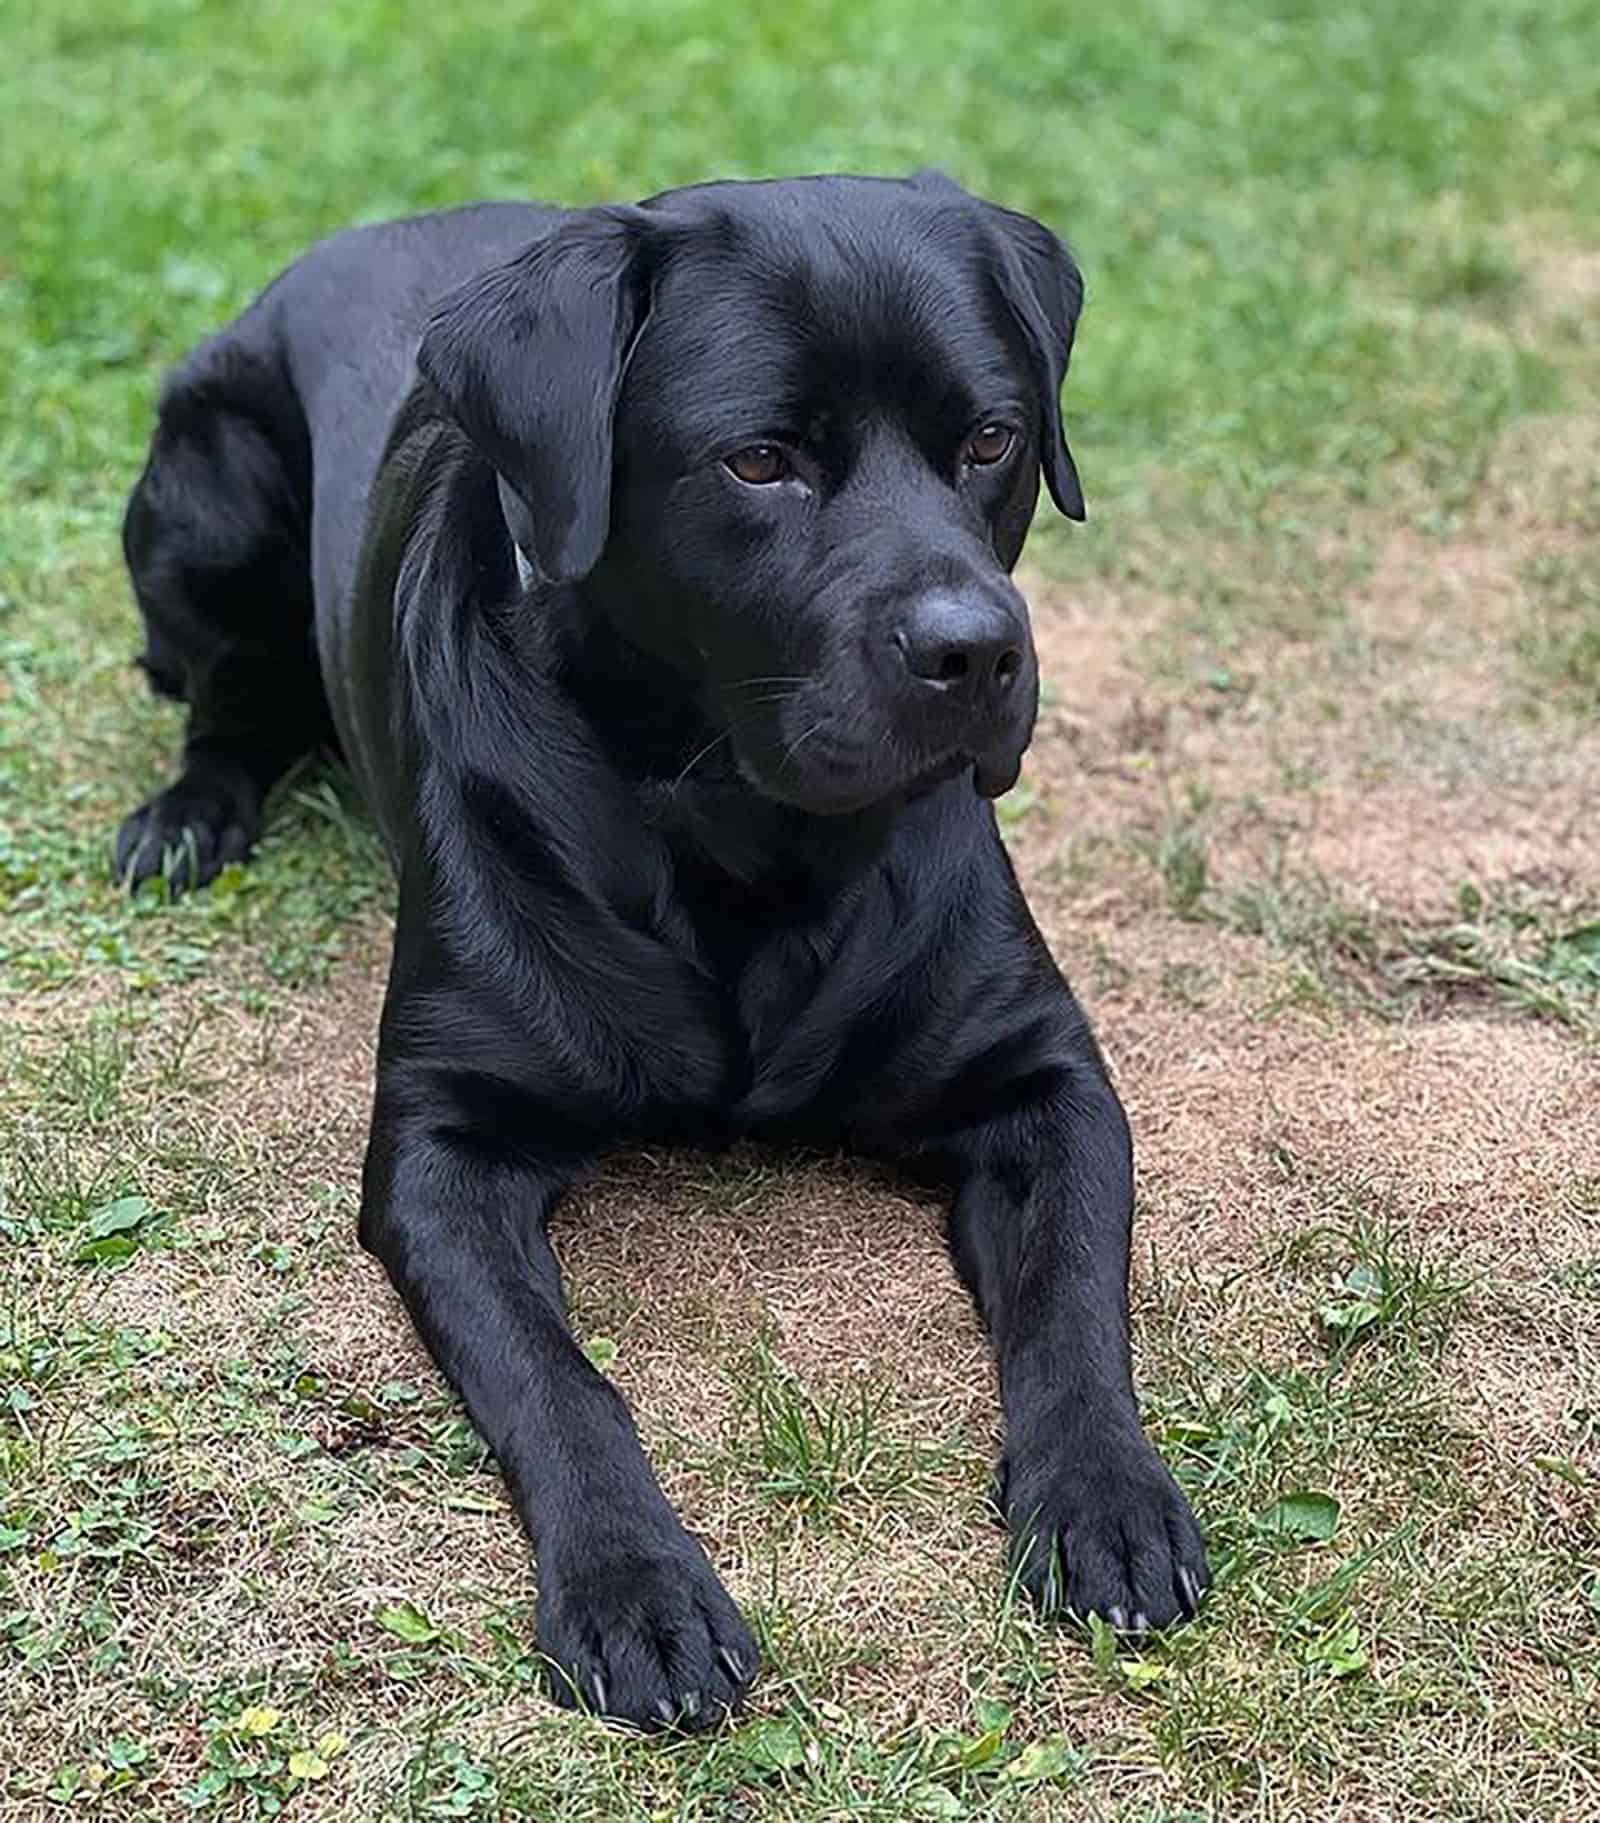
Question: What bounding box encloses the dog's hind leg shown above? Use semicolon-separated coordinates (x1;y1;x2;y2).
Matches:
115;346;332;893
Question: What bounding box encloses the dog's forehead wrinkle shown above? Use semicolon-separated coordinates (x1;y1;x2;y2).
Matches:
652;199;1005;349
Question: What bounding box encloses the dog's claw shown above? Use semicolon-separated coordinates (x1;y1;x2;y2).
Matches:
1177;1566;1202;1616
539;1542;757;1731
1002;1427;1210;1636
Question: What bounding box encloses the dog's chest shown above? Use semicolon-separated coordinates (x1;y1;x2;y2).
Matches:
664;868;914;1137
620;787;963;1139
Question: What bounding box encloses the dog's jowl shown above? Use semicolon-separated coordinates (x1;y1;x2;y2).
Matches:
116;172;1210;1730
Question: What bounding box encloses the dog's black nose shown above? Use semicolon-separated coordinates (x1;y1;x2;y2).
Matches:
894;594;1025;705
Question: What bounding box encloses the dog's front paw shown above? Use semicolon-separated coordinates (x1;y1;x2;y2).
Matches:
537;1528;758;1731
114;781;257;894
998;1415;1209;1633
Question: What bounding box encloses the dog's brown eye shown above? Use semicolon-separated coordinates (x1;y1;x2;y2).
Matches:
965;424;1015;467
725;445;790;486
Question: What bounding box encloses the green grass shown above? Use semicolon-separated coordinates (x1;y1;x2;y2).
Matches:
4;0;1600;1817
723;1334;953;1521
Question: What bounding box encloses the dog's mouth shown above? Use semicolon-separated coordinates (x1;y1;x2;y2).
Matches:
711;655;1037;817
971;748;1023;800
912;746;1025;804
730;734;1028;817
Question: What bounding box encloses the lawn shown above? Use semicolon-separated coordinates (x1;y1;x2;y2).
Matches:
2;1;1598;1817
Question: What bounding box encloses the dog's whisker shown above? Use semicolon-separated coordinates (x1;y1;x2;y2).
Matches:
670;728;732;791
777;719;826;775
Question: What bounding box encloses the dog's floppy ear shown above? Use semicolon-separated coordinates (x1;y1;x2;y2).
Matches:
982;204;1088;523
417;208;652;585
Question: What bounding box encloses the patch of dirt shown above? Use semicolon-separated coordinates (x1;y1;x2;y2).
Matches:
1011;456;1599;1476
1021;519;1600;929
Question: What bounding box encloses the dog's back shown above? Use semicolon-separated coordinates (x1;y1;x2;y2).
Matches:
116;203;556;888
173;202;556;614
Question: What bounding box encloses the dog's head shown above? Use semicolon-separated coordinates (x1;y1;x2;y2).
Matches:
418;172;1085;814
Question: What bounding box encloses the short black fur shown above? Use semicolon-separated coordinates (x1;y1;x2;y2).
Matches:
116;174;1209;1731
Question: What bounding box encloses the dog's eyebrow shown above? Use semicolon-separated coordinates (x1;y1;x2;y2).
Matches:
642;317;1028;457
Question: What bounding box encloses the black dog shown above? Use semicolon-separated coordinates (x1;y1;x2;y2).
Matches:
116;172;1209;1729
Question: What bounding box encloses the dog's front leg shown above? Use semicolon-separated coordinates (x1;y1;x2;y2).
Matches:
946;1067;1210;1632
358;1112;757;1729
